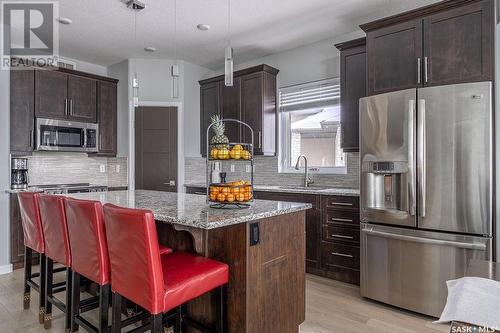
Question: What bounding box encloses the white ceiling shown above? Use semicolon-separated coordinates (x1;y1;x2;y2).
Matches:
58;0;440;69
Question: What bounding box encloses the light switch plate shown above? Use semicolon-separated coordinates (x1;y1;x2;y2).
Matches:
230;164;235;172
100;164;106;173
246;165;251;173
115;165;120;173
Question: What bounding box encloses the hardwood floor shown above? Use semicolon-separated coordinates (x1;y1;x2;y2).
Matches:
0;268;449;332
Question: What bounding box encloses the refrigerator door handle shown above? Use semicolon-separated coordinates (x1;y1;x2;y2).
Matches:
408;100;416;216
362;228;487;251
417;99;426;217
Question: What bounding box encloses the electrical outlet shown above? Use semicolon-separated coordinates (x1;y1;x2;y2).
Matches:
115;165;120;173
246;165;251;173
230;164;235;172
100;164;106;173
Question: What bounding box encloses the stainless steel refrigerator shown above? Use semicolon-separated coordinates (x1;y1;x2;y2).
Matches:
359;81;493;318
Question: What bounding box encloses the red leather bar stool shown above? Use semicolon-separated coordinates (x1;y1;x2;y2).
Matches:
17;192;47;324
38;194;73;330
103;204;229;333
64;197;112;333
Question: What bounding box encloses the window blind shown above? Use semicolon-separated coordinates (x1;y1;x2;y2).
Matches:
279;78;340;112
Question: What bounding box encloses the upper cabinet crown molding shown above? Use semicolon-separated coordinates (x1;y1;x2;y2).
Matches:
334;37;366;51
199;64;279;85
359;0;487;32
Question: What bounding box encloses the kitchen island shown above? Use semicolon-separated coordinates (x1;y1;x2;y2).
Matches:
66;190;311;333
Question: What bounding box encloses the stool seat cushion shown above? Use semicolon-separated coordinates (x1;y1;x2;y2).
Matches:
159;245;173;256
161;252;229;312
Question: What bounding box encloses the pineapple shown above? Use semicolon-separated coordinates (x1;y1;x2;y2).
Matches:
210;115;229;149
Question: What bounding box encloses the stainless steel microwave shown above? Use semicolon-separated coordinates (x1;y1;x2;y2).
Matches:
36;118;99;153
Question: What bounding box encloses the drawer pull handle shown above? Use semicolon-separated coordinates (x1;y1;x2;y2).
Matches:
331;217;353;223
331;252;353;258
331;234;354;240
330;202;353;207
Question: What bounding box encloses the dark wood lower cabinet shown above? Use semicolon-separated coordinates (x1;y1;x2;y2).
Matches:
10;193;26;270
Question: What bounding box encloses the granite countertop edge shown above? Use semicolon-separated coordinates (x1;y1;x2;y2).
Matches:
184;183;360;196
154;202;313;230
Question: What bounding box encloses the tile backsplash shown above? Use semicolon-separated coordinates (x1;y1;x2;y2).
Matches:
185;153;360;189
25;152;128;187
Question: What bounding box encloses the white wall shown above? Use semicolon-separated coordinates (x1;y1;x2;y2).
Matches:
108;60;129;158
495;19;499;261
61;57;108;76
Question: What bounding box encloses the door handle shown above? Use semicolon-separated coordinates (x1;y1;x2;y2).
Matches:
329;201;353;207
69;99;73;116
424;57;429;83
408;100;416;216
330;217;353;223
258;131;262;149
330;234;354;240
64;99;68;116
417;58;421;84
417;99;426;217
362;228;487;251
331;252;353;258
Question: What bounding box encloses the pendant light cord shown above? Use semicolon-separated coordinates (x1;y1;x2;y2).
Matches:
174;0;177;63
134;10;138;78
227;0;231;46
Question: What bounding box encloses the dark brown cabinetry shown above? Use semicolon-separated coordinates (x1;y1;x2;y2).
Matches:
10;70;35;155
96;80;118;156
186;186;361;284
199;64;279;156
10;193;25;269
335;38;366;152
67;75;97;122
35;70;69;120
361;0;494;96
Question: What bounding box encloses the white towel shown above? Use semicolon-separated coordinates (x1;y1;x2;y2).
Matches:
434;277;500;329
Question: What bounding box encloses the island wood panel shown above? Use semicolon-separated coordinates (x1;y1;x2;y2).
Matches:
155;211;306;333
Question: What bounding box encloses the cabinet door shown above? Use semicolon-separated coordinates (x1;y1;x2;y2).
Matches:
340;44;366;152
35;70;68;120
10;70;35;154
97;81;117;156
200;81;221;156
367;19;423;95
423;0;494;86
10;194;25;268
220;77;241;143
68;75;97;122
241;72;263;154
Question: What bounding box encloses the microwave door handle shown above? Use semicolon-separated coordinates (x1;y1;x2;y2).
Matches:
83;129;88;148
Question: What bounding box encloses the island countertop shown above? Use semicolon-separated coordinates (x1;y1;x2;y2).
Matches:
65;189;312;230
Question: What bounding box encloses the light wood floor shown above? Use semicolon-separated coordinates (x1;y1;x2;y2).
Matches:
0;269;450;332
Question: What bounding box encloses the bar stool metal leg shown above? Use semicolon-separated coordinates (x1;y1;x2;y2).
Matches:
44;257;53;329
70;271;80;332
23;247;32;310
111;292;122;333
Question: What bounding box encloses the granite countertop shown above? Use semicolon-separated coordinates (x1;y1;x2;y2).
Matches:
184;183;360;196
65;190;312;230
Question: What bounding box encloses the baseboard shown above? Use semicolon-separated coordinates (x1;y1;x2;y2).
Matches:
0;264;13;275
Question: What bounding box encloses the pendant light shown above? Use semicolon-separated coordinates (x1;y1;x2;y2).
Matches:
224;0;233;87
171;0;179;98
132;10;139;107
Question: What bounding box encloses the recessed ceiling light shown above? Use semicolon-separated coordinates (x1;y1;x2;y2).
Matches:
56;17;73;25
144;46;156;52
197;24;210;31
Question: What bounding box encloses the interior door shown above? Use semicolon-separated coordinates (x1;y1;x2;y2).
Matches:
417;82;492;235
135;107;178;192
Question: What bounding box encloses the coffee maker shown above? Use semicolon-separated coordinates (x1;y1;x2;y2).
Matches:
11;157;29;189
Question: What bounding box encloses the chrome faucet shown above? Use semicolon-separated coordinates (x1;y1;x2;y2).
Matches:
295;155;314;187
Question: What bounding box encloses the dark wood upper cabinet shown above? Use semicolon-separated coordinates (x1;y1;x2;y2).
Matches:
335;38;367;152
361;0;494;95
35;70;68;120
220;77;241;143
10;70;35;155
366;19;423;95
423;0;494;86
199;64;278;156
67;75;97;122
96;80;117;156
200;81;221;157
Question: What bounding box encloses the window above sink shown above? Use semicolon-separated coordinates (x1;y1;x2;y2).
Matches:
278;78;347;175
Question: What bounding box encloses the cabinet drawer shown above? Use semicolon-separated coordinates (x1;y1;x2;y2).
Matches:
324;209;360;226
322;195;359;209
321;241;360;270
322;225;360;244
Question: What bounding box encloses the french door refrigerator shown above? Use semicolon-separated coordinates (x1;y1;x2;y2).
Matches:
359;81;493;318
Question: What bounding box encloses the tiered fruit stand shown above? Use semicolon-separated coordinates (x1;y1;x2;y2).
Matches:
206;119;254;209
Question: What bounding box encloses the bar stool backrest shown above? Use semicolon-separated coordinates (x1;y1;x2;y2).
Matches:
17;192;45;254
102;204;164;314
38;195;71;267
64;197;110;286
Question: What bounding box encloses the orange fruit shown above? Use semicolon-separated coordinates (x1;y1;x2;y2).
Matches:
217;193;226;202
237;193;245;202
221;187;229;195
226;194;235;202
